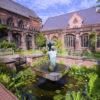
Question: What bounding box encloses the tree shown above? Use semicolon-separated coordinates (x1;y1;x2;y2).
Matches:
54;39;62;53
35;33;46;48
89;32;96;52
0;24;7;29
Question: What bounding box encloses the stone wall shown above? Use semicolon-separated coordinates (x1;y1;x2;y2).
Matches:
44;24;100;51
0;8;41;50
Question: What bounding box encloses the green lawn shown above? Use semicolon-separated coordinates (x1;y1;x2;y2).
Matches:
15;49;42;55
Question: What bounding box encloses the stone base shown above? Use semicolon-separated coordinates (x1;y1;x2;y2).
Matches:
32;63;70;81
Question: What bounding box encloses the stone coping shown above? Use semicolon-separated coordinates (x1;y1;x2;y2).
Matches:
0;54;44;63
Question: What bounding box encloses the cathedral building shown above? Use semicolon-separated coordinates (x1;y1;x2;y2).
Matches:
42;7;100;51
0;0;41;50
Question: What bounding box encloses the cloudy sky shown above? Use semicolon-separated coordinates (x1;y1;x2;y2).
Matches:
15;0;97;23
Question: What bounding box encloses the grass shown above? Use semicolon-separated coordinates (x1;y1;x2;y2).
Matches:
15;49;42;55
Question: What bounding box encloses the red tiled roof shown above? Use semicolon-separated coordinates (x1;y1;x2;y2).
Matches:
0;83;18;100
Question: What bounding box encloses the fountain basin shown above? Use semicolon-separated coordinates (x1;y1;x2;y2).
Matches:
32;63;70;81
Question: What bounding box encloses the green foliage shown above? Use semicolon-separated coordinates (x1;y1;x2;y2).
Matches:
0;40;16;49
54;39;62;53
32;56;49;67
54;94;64;100
35;33;46;48
58;48;68;56
0;73;11;86
90;77;100;100
41;47;48;54
87;73;98;95
89;32;96;52
65;91;85;100
82;49;93;58
9;68;36;90
0;24;7;29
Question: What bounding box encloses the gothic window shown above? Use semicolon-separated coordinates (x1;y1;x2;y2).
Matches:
7;17;13;27
81;33;89;47
18;20;24;29
13;34;21;48
26;35;32;50
97;35;100;48
64;34;75;47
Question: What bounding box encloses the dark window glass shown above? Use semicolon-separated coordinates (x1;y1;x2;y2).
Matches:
18;20;24;29
7;17;13;27
81;34;89;47
64;34;75;47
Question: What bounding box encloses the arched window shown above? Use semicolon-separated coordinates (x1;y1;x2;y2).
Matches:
81;33;89;47
0;19;2;24
13;33;21;48
18;20;24;29
97;34;100;48
26;35;32;50
7;17;13;27
64;34;75;47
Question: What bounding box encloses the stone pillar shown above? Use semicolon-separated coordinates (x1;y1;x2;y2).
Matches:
60;34;65;49
7;31;13;42
21;33;26;50
75;33;81;50
32;34;35;49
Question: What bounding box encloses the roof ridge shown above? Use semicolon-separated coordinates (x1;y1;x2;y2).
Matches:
11;0;37;13
47;6;96;19
0;0;39;18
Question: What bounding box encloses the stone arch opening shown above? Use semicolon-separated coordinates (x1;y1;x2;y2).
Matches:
0;19;2;24
26;34;32;50
64;34;75;48
0;30;8;41
6;17;14;27
18;20;24;29
81;33;89;47
13;33;21;48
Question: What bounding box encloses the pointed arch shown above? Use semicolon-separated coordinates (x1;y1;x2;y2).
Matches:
64;34;75;47
6;17;14;27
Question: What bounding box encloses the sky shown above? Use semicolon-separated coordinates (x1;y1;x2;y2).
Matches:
15;0;97;23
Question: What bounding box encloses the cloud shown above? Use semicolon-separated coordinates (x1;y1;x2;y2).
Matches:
80;0;96;8
41;11;65;23
34;0;73;9
15;0;97;23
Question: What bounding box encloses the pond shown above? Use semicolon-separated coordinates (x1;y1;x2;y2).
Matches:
22;73;86;100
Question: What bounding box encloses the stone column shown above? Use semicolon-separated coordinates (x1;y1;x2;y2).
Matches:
75;33;81;51
7;31;13;42
32;34;35;49
21;33;26;50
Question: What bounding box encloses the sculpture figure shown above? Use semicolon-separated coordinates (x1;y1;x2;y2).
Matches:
48;46;57;71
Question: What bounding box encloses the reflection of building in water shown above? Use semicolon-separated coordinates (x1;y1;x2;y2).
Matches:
0;0;41;50
42;7;100;51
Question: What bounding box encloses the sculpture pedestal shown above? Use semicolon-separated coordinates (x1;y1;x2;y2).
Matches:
32;63;70;81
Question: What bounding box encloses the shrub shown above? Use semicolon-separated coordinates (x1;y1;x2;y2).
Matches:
0;73;11;86
35;33;46;48
65;91;85;100
0;40;16;49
